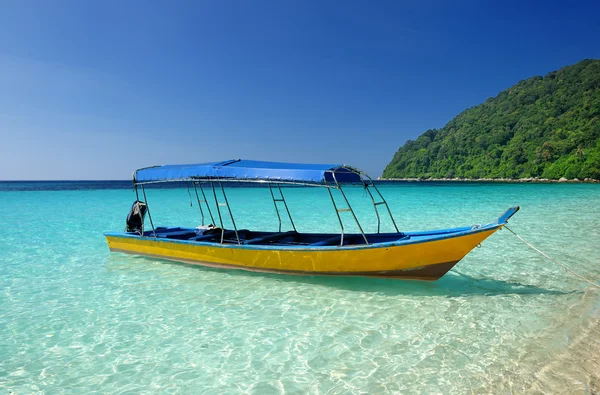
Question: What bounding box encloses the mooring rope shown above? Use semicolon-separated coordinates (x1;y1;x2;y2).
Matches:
504;226;600;289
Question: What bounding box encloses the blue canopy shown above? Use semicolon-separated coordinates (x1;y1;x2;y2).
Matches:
133;160;365;184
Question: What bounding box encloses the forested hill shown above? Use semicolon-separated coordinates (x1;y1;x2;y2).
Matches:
382;59;600;180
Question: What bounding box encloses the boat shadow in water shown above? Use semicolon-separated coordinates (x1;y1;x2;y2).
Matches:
110;255;573;297
258;270;573;297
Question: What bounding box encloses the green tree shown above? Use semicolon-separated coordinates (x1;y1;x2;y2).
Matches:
382;59;600;180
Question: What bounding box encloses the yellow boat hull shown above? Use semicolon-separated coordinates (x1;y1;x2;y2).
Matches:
105;227;500;281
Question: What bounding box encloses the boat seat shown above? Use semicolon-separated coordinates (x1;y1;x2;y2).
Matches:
188;229;249;242
244;231;296;245
309;235;342;246
157;230;195;238
188;229;234;241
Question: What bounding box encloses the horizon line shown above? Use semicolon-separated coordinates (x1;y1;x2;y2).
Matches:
0;179;132;182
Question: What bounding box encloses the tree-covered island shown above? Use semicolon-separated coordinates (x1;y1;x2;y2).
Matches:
382;59;600;180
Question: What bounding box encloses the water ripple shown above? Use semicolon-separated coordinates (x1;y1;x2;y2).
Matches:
1;184;599;393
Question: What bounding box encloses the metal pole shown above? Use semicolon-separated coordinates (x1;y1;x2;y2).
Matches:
331;172;369;244
134;178;337;188
193;182;205;225
327;187;345;246
131;185;142;234
218;180;240;244
365;175;400;233
363;184;382;233
268;183;283;232
210;180;225;243
277;184;297;232
198;182;215;225
141;185;156;238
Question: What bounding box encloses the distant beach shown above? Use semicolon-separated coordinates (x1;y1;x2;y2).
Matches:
380;177;600;183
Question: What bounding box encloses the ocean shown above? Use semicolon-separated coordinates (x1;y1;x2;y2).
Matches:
1;181;599;393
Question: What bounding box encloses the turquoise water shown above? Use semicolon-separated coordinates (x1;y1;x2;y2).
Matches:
1;183;599;393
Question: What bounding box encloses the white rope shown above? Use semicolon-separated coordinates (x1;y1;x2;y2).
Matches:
504;226;600;289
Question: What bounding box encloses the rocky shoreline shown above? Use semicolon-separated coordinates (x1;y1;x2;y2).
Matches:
380;177;600;183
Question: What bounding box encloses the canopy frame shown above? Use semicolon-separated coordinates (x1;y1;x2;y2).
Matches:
132;161;400;245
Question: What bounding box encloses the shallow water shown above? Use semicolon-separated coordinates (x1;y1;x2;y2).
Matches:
1;182;599;393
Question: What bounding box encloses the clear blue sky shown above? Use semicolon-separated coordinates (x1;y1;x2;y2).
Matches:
1;0;599;180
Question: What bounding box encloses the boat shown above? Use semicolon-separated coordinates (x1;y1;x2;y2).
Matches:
104;159;519;280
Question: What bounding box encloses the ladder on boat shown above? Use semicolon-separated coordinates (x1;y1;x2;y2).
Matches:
326;175;400;246
363;180;399;234
268;183;297;232
327;187;369;246
192;182;215;226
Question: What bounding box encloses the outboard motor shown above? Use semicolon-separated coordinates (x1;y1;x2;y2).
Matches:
125;200;148;234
